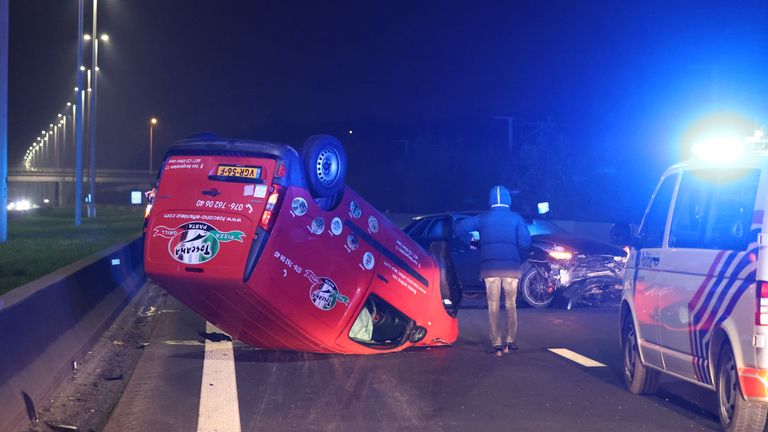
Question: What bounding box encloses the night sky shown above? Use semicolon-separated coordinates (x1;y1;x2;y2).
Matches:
7;1;768;219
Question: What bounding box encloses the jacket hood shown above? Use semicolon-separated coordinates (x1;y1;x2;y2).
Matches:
488;185;511;208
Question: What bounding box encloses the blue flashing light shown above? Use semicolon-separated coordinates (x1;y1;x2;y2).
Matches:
537;202;550;215
691;136;744;162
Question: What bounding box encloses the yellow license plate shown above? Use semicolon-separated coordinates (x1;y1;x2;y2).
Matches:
216;165;260;179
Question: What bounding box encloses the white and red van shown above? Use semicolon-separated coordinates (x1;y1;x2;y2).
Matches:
620;132;768;431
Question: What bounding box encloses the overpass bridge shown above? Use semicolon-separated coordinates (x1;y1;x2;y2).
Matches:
8;168;155;184
7;168;156;206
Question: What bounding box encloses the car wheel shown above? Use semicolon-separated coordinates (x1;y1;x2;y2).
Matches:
622;318;659;394
716;342;768;431
301;135;347;198
520;267;554;308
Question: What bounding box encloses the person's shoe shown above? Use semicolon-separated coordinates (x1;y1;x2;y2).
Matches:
491;345;503;357
504;342;518;353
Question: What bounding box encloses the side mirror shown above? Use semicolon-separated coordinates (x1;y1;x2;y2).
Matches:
610;223;633;246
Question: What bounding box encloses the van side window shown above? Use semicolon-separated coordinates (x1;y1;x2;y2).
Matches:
637;174;677;249
669;169;759;251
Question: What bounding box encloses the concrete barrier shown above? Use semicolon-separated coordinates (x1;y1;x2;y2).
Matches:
0;237;145;432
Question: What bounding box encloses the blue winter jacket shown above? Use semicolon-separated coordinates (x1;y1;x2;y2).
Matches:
455;208;532;279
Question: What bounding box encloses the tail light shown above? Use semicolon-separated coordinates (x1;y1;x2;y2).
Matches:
756;281;768;325
144;187;156;219
259;185;285;231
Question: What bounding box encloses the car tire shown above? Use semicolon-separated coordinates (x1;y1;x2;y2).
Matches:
716;342;768;432
520;267;554;308
622;318;659;395
301;135;347;198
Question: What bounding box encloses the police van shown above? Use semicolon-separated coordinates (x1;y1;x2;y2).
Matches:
620;131;768;431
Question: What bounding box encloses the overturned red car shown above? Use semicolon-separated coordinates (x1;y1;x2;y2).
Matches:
144;134;458;354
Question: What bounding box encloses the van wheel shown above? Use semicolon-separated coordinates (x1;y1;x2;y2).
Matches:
622;319;659;394
521;267;554;308
716;343;768;431
302;135;347;198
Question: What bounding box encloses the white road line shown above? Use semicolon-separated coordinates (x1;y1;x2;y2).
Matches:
197;322;242;432
548;348;606;368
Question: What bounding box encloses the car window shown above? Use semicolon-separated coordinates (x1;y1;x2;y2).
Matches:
637;173;678;249
404;219;430;239
669;169;759;251
425;217;449;241
527;219;567;236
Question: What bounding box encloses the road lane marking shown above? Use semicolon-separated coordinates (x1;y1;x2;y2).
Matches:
197;322;241;432
162;340;260;349
548;348;606;368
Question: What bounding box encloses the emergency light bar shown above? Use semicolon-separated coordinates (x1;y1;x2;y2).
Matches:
744;129;768;152
692;129;766;161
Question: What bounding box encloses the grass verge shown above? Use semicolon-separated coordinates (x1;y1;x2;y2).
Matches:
0;206;144;296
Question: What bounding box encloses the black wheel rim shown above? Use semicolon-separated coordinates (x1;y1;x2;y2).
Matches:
718;353;737;425
524;272;552;305
623;326;637;385
315;147;340;186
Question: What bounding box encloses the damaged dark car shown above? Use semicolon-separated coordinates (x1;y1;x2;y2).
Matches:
404;211;628;308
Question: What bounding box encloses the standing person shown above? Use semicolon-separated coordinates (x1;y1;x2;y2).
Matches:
456;185;531;356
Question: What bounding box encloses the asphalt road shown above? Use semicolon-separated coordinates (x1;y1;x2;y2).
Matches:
103;286;729;432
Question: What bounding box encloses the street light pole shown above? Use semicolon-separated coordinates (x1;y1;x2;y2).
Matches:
1;0;7;242
74;0;84;226
149;118;157;173
87;0;98;218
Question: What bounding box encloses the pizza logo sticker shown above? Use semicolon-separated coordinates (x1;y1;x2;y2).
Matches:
291;197;308;216
346;233;359;251
330;217;343;236
368;216;379;233
349;201;362;219
304;270;349;311
362;252;375;270
310;217;325;235
153;222;244;264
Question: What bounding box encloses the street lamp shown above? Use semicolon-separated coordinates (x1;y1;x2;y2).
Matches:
149;117;158;173
84;0;107;218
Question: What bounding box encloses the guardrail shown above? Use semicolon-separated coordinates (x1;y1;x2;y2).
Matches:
0;237;145;432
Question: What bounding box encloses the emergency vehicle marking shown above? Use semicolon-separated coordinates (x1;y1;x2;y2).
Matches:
686;223;761;385
153;222;245;264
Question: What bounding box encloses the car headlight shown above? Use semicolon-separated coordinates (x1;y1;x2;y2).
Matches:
539;243;573;260
549;250;573;260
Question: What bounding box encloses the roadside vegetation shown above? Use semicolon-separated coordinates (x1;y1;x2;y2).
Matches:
0;206;144;296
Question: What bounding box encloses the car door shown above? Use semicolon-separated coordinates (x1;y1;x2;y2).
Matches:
631;172;679;369
450;214;483;291
657;168;760;384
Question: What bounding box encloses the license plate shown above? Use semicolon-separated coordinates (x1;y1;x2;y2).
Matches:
216;165;261;179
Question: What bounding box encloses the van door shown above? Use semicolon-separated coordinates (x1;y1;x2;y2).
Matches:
632;173;679;370
657;168;760;384
450;214;482;291
146;154;276;279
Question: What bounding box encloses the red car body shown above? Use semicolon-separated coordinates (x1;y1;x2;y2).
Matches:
144;136;458;354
